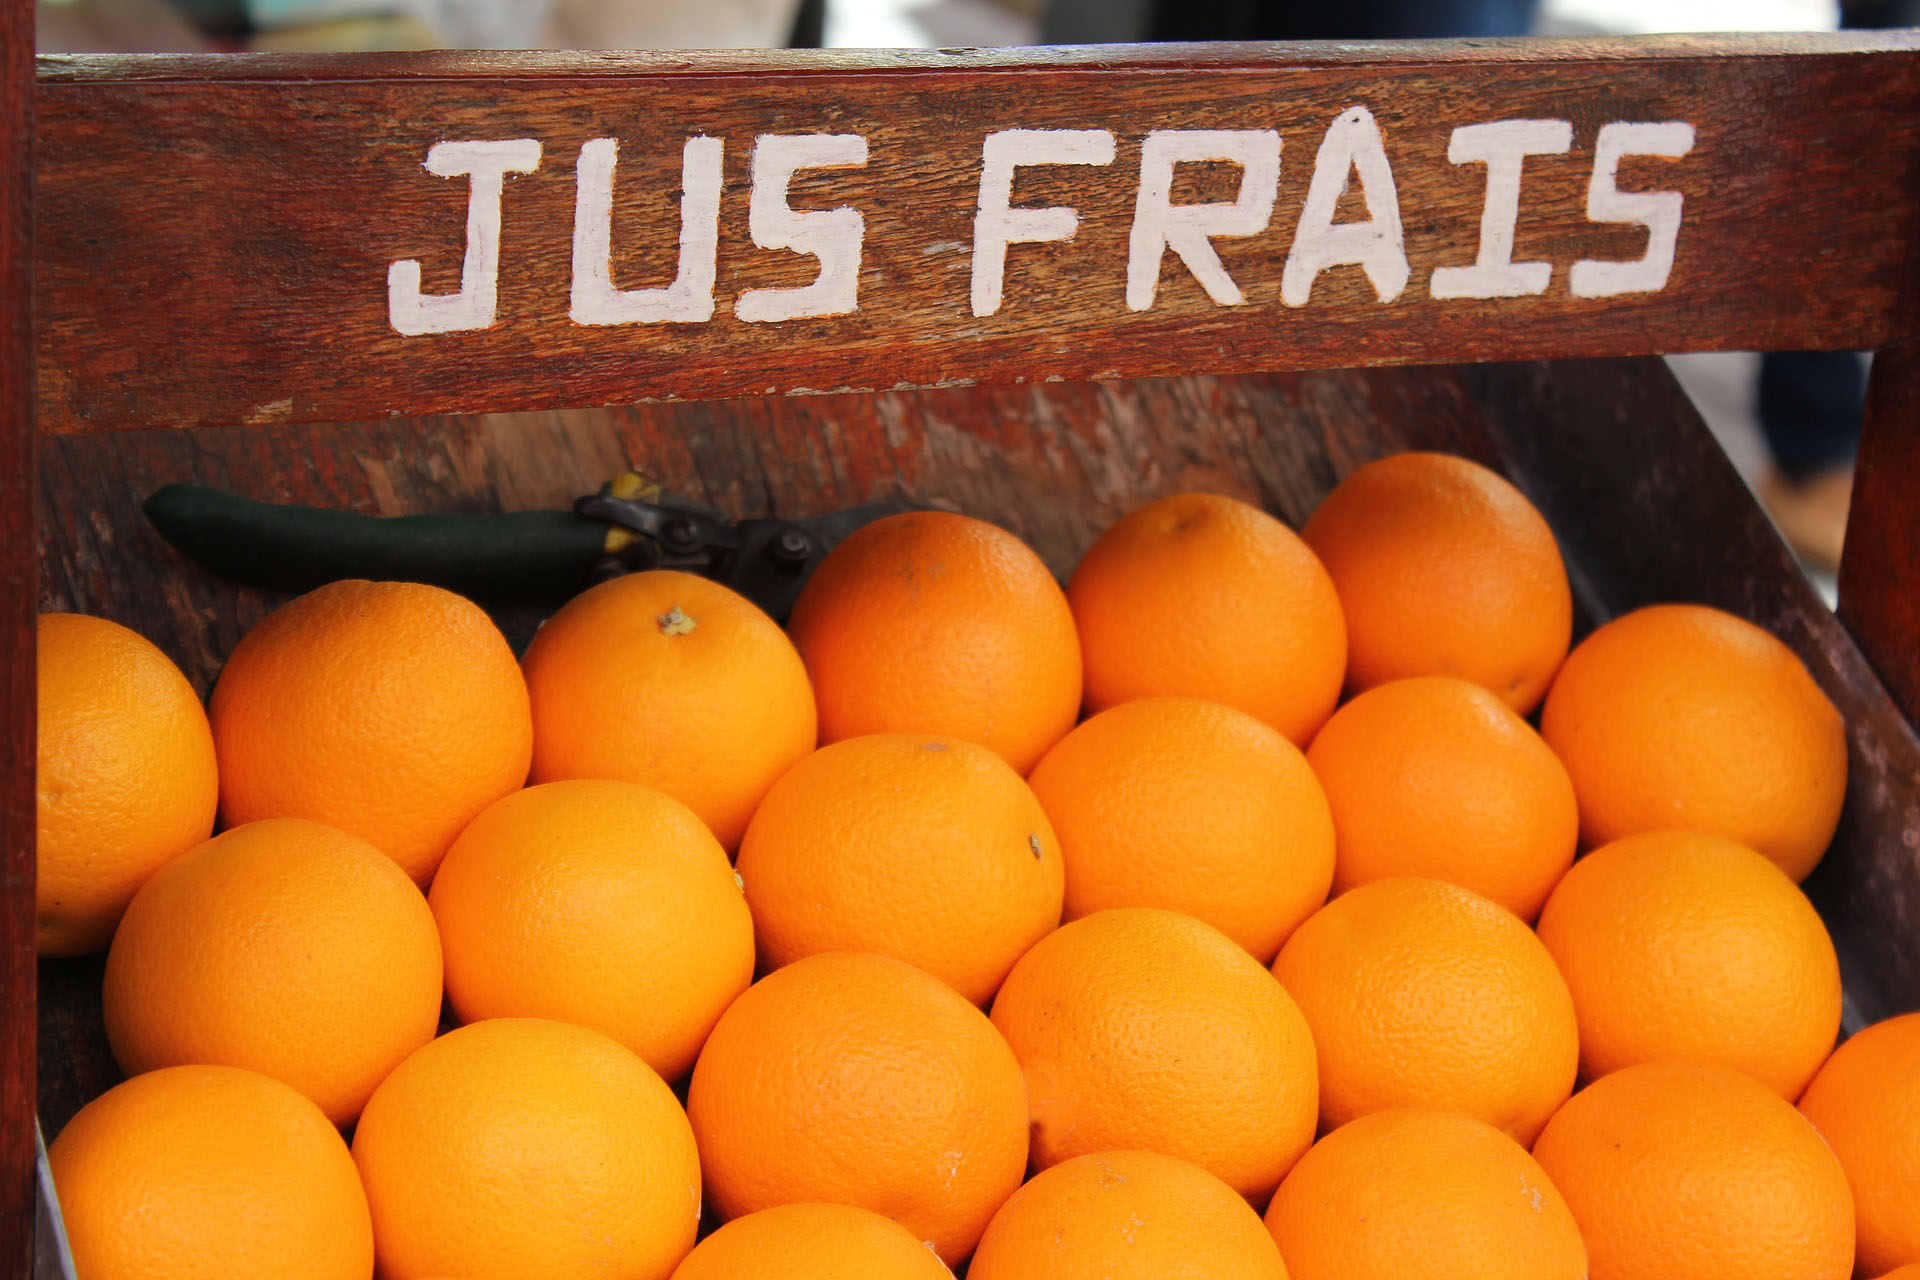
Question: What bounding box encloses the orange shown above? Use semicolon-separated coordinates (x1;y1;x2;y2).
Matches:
737;734;1061;1005
102;817;442;1126
970;1150;1289;1280
1027;696;1334;962
208;579;531;884
1272;876;1576;1144
785;511;1080;775
1305;676;1576;921
1536;829;1840;1100
36;612;218;956
430;779;753;1082
48;1064;372;1280
352;1017;700;1280
1533;1060;1855;1280
1264;1109;1586;1280
1068;493;1346;746
1540;602;1846;881
1876;1267;1920;1280
989;907;1318;1201
668;1203;955;1280
686;951;1027;1265
1300;451;1571;713
521;569;816;851
1799;1011;1920;1274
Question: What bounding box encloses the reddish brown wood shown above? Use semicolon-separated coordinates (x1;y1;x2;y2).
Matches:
1839;342;1920;729
34;33;1919;82
31;34;1920;433
3;0;34;1271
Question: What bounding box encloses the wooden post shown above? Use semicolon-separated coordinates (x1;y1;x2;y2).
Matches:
1;0;37;1269
1839;342;1920;726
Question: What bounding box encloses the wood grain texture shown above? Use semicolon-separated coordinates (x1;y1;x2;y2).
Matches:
1840;342;1920;729
36;33;1920;81
33;360;1920;1138
3;0;35;1270
32;34;1920;433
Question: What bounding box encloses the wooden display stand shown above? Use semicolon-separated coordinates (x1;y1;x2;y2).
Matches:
7;6;1920;1272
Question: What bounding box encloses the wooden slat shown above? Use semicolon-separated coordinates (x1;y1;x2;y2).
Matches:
31;34;1920;433
1839;342;1920;729
3;0;35;1269
32;33;1920;82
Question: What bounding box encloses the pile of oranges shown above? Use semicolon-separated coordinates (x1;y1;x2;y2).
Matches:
35;451;1919;1280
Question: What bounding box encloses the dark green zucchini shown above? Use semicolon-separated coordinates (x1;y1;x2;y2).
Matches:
142;485;622;604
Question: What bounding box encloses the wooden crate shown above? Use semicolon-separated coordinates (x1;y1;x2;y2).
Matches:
8;16;1920;1275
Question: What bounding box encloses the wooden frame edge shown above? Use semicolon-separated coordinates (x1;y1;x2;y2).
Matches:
34;30;1920;84
3;0;38;1264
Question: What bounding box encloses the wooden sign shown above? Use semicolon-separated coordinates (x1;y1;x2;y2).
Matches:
33;33;1920;432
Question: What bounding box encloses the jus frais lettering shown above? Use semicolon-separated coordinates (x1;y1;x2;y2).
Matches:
387;112;1694;335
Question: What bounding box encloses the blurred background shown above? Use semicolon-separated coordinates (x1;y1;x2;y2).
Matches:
31;0;1847;53
33;0;1879;588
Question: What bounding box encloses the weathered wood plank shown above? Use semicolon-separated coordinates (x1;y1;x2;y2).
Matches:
3;0;34;1266
34;33;1920;81
32;34;1920;433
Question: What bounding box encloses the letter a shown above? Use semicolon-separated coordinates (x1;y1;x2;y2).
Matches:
1281;106;1409;307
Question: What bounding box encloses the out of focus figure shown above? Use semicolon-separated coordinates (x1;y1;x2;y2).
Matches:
1045;0;1534;45
1754;351;1864;572
1144;0;1537;39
